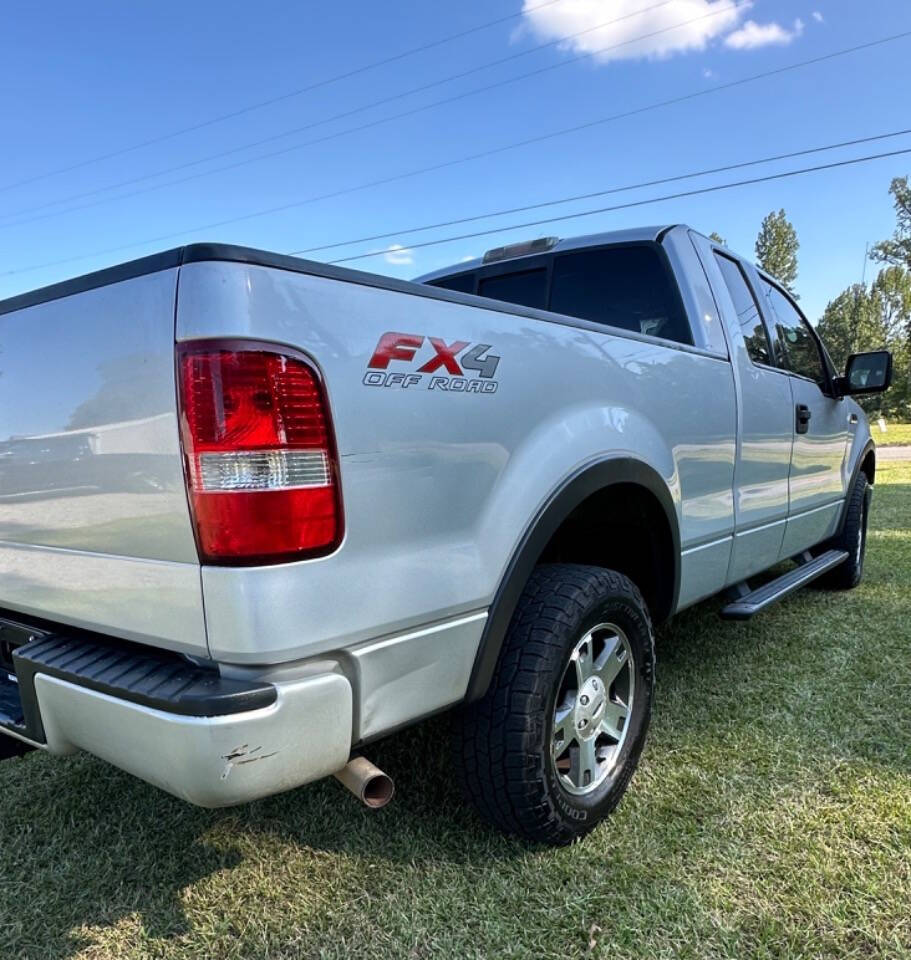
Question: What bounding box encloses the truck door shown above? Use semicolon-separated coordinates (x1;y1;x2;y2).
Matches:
754;277;849;556
711;253;794;581
693;238;794;583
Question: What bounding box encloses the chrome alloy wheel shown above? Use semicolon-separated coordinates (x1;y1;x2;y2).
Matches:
551;623;635;796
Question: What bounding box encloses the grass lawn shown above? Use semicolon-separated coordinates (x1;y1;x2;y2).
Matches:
871;422;911;446
1;463;909;960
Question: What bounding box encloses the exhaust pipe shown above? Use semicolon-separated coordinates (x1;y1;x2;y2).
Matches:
334;756;394;809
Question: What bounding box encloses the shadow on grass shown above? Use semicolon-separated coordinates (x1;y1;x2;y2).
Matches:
0;483;908;957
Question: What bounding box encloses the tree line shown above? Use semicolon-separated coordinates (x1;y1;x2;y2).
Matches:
713;179;911;419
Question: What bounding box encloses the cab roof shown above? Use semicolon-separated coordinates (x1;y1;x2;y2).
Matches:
414;226;682;284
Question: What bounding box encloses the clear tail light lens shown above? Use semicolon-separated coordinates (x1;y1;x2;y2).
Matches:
178;341;342;564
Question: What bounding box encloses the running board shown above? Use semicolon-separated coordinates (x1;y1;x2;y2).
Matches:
720;549;849;621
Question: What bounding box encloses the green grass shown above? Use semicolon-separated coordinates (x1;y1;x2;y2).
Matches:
2;465;910;960
871;422;911;446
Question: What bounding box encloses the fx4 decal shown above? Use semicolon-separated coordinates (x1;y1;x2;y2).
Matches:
363;332;500;394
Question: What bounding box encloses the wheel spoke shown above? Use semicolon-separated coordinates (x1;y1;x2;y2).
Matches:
595;633;628;689
574;636;595;685
552;704;575;752
600;700;629;741
570;736;598;789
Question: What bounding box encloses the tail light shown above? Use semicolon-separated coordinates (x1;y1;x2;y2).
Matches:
177;340;342;564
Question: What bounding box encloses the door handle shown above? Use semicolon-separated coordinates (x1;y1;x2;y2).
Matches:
796;404;812;434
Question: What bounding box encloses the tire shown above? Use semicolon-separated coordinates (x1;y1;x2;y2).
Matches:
0;735;34;760
818;471;871;590
454;564;655;845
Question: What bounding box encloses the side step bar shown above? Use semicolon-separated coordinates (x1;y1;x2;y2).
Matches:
720;549;849;621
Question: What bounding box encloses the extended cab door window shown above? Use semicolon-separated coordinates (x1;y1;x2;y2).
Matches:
549;245;692;345
712;253;773;366
757;279;826;386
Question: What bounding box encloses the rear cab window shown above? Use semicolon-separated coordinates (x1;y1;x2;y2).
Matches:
430;242;694;347
431;272;475;295
479;268;547;310
550;246;691;345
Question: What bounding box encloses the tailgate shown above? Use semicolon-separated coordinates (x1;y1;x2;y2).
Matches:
0;266;207;657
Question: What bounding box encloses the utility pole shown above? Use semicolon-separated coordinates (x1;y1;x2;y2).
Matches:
861;241;870;285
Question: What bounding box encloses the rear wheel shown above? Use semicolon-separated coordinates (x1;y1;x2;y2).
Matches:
454;564;655;845
0;735;33;760
818;472;870;590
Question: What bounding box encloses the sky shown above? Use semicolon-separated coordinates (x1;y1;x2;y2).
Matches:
0;0;909;323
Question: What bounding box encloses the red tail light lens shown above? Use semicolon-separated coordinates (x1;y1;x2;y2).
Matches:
178;341;342;564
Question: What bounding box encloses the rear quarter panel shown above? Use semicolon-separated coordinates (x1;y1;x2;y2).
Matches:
177;260;737;665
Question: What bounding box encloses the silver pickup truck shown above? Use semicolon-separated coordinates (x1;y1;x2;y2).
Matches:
0;226;892;845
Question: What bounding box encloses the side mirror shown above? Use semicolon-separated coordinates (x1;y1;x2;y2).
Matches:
837;350;893;396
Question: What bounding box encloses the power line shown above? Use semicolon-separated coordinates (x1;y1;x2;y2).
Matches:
0;0;568;196
4;23;904;238
289;128;911;256
0;0;728;227
328;148;911;264
2;31;908;280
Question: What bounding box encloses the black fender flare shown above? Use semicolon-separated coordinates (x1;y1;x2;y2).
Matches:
465;456;680;702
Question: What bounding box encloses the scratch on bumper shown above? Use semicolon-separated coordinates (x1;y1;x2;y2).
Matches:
33;672;352;807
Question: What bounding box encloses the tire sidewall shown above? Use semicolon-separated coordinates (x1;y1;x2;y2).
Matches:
845;475;870;584
541;586;655;829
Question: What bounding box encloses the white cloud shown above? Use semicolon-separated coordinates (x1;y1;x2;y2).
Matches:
520;0;748;64
724;17;804;50
702;67;717;78
812;11;824;22
384;243;414;266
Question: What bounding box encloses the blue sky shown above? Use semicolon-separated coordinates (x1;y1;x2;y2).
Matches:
1;0;909;322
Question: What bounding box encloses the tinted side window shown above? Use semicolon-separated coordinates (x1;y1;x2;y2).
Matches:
550;246;692;344
713;253;772;366
759;280;825;385
478;268;547;310
431;273;475;294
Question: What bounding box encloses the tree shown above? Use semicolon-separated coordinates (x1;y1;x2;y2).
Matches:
871;264;911;343
817;284;878;372
708;231;726;246
755;209;799;294
871;176;911;269
816;177;911;421
817;266;911;418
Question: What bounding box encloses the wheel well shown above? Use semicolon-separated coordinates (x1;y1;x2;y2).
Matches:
537;482;675;623
861;449;876;485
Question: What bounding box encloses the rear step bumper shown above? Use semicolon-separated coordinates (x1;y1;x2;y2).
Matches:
0;621;353;806
720;549;849;621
